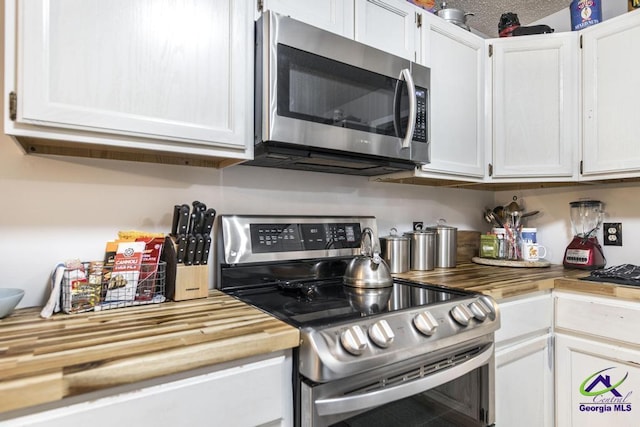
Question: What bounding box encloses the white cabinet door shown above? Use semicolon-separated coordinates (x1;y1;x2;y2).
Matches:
416;14;485;179
555;334;640;427
354;0;418;61
261;0;355;38
495;334;554;427
581;11;640;178
490;33;579;180
2;352;293;427
7;0;253;159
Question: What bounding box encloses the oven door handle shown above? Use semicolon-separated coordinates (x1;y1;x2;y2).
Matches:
314;343;494;417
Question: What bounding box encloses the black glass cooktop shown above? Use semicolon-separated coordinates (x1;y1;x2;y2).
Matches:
225;278;469;328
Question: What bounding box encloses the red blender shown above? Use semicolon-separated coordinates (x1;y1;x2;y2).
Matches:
563;200;606;269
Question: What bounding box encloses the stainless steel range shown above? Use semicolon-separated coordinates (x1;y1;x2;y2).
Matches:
217;215;500;427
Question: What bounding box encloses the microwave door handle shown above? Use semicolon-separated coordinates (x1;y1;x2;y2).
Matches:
398;68;417;149
314;343;494;417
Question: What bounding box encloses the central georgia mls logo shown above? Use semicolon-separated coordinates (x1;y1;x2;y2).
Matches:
578;367;633;414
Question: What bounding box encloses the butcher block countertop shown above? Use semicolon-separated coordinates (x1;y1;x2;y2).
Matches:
394;262;640;301
0;291;299;414
2;263;639;416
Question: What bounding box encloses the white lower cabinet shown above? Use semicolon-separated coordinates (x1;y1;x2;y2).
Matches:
494;292;554;427
1;351;293;427
555;291;640;427
496;335;554;427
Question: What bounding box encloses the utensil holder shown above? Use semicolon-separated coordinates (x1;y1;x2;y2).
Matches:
163;236;209;301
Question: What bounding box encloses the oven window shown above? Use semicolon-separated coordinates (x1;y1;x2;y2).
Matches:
276;44;410;138
329;367;488;427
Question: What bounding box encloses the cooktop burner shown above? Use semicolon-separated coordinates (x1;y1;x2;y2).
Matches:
226;278;468;328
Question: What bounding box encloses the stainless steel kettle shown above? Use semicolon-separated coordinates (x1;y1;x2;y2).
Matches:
343;228;393;289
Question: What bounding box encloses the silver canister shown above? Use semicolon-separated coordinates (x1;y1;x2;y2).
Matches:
428;220;458;268
380;228;410;273
405;228;436;271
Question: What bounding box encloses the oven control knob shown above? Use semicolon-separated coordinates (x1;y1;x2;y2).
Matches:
368;320;395;348
468;300;491;321
450;303;474;326
413;311;438;336
340;325;368;356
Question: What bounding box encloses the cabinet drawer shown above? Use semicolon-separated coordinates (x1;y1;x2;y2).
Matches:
495;292;552;345
555;291;640;346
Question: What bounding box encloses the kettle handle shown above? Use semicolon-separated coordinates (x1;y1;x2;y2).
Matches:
360;227;382;264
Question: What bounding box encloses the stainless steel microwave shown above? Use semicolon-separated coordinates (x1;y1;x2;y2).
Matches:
246;12;430;176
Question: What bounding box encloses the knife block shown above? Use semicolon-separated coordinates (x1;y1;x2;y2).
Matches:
163;236;209;301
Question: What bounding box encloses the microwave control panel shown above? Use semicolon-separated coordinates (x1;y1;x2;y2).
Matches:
414;87;428;143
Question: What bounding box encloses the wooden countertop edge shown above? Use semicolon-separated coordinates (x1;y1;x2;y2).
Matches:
2;269;639;415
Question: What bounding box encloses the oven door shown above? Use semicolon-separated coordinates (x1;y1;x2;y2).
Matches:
257;12;430;165
300;341;495;427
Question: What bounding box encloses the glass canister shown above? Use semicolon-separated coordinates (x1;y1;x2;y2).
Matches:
380;228;410;273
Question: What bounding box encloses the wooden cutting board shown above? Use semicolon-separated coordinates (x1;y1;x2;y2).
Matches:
472;256;551;268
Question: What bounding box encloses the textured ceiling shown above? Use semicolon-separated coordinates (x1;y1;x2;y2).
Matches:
441;0;571;37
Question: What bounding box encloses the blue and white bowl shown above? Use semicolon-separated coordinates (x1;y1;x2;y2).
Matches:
0;288;25;319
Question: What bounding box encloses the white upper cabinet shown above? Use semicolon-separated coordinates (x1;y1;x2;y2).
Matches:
581;11;640;179
489;33;579;180
260;0;355;38
354;0;418;61
417;14;485;179
5;0;254;165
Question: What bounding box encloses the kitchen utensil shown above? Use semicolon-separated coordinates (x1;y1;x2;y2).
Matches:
405;227;436;271
563;200;606;269
437;2;474;30
428;219;458;268
520;210;540;219
177;204;190;235
380;228;410;273
201;235;213;265
194;234;205;265
202;208;217;236
343;228;393;288
0;288;25;319
176;235;188;263
484;209;504;228
184;235;197;266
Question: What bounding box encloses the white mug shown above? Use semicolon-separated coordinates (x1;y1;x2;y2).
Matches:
522;242;547;262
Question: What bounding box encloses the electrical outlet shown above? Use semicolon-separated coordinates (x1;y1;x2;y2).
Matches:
413;221;424;231
603;222;622;246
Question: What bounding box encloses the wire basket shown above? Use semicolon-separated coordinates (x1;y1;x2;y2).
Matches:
61;261;166;313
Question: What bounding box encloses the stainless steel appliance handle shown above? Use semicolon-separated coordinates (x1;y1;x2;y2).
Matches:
315;343;493;416
399;68;416;149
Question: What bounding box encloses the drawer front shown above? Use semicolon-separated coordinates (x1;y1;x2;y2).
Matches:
495;292;552;345
555;292;640;346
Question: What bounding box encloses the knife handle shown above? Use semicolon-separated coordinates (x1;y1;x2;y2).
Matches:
171;205;181;236
202;208;216;236
178;204;190;235
201;236;212;265
176;235;188;264
193;234;205;265
187;212;197;236
184;235;197;266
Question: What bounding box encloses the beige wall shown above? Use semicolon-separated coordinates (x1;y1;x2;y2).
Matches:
0;136;494;308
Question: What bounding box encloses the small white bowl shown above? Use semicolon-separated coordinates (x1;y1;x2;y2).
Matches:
0;288;25;319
